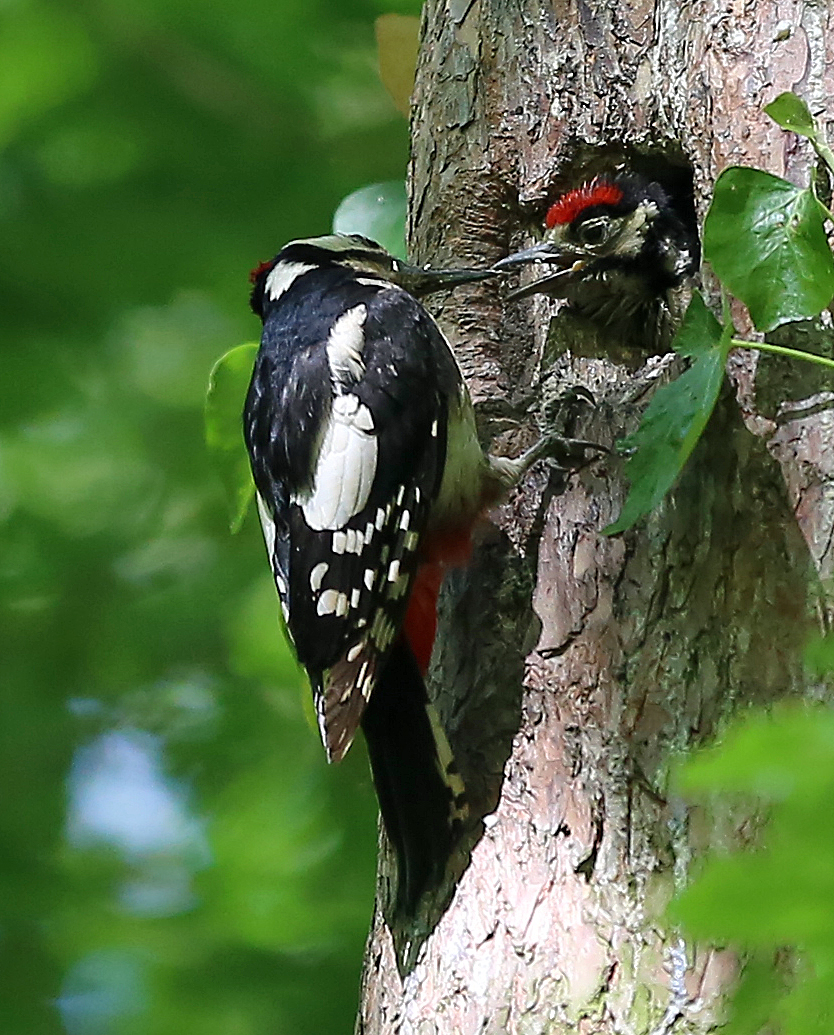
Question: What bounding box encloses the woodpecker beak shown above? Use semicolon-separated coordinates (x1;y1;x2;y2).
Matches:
492;240;574;270
493;242;587;301
392;260;497;298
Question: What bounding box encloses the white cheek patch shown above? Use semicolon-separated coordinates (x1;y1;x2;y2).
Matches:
265;261;316;301
297;393;378;530
613;201;661;259
326;304;367;385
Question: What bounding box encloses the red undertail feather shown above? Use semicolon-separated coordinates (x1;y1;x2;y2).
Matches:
403;564;442;674
545;179;624;228
404;526;475;674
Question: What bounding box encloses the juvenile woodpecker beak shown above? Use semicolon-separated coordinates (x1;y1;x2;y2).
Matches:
392;260;496;298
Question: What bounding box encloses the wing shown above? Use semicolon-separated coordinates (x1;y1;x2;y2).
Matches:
244;272;455;761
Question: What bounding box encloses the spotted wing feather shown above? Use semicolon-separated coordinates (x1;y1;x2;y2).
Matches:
244;268;458;761
299;474;437;762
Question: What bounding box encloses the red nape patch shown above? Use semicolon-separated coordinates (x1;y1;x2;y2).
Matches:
249;259;273;285
545;179;624;228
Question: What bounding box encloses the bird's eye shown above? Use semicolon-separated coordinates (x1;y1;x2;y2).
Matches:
575;218;611;247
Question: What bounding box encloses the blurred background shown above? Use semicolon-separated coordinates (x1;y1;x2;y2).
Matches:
0;0;420;1031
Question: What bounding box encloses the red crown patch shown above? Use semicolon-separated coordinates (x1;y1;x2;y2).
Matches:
545;179;625;228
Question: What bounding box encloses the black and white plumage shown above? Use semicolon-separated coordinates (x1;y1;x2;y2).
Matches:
244;233;532;912
496;174;699;341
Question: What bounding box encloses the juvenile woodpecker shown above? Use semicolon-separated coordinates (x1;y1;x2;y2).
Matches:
496;174;699;336
244;233;587;913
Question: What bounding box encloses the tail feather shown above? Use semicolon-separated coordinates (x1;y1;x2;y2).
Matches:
360;636;466;914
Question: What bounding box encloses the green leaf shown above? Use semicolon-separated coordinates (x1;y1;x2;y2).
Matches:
674;703;834;797
671;704;834;1035
765;92;817;138
673;848;834;945
604;293;728;534
723;954;786;1035
205;343;258;533
332;180;407;258
703;166;834;331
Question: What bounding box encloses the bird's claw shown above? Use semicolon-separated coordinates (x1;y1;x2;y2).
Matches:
540;435;607;470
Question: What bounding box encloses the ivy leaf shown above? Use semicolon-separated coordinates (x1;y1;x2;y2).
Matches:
332;180;407;259
604;293;728;535
764;92;816;139
703;166;834;331
205;343;257;533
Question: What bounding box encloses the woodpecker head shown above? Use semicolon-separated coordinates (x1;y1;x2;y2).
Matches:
495;174;699;325
250;233;492;318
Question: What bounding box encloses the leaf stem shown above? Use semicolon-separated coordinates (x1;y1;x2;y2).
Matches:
818;200;834;224
730;338;834;371
811;133;834;181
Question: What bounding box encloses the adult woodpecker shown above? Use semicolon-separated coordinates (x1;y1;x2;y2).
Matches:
244;233;593;914
495;173;699;337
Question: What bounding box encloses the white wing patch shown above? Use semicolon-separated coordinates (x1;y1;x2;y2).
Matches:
297;393;377;531
326;304;367;385
265;261;316;301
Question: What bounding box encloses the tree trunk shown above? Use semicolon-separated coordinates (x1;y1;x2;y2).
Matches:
358;1;833;1031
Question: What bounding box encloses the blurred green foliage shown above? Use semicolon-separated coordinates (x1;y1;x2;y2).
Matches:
672;636;834;1035
0;0;420;1031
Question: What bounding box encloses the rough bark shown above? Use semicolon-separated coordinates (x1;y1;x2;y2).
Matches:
358;1;834;1031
